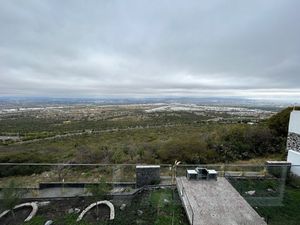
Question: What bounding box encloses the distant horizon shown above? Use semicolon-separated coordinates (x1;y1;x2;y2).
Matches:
0;95;299;105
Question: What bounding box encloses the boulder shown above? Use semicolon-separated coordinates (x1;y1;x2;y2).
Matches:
245;190;256;196
163;199;170;205
120;204;126;211
68;208;81;214
44;220;53;225
37;201;51;207
74;208;81;213
137;210;143;216
68;208;74;214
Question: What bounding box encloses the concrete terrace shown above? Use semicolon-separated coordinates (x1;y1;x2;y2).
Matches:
176;177;267;225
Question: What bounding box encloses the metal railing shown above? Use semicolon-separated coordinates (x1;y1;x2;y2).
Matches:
178;177;194;225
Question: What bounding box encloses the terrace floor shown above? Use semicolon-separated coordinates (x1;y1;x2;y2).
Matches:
176;177;267;225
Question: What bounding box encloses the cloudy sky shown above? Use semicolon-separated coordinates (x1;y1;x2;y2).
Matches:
0;0;300;100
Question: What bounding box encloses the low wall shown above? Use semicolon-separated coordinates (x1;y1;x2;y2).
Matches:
136;165;160;188
39;182;136;189
287;150;300;176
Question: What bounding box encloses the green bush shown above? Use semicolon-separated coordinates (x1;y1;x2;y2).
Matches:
0;165;50;178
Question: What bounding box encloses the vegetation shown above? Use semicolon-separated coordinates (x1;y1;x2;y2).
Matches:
0;106;299;225
0;180;24;220
267;106;300;137
86;178;111;220
229;176;300;225
0;109;290;163
149;189;184;225
257;187;300;225
0;124;285;164
86;178;110;199
26;214;93;225
0;106;294;178
22;189;188;225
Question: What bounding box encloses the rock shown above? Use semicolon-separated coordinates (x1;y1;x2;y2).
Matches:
137;210;143;216
44;220;53;225
43;173;49;178
68;208;80;214
74;208;81;214
38;201;50;207
68;208;74;214
163;199;170;204
245;190;256;196
120;204;126;211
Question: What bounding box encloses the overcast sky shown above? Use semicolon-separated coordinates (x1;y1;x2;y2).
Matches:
0;0;300;100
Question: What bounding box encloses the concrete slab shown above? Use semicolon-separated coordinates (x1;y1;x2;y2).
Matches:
176;177;267;225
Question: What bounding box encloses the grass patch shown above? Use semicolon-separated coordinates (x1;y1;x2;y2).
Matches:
7;189;188;225
229;177;300;225
256;186;300;225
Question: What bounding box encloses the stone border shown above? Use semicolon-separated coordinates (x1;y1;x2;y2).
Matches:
76;200;115;222
287;132;300;152
0;202;38;222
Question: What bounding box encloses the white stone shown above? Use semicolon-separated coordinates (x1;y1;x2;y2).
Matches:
16;202;39;222
163;199;170;204
68;208;75;214
74;208;81;213
245;190;256;196
44;220;53;225
137;210;143;216
120;203;126;211
68;208;81;214
0;202;38;222
0;210;10;219
37;201;51;207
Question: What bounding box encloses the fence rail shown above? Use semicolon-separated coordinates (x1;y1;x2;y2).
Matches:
178;178;194;225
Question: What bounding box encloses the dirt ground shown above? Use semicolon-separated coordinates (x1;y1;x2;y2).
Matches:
0;197;111;225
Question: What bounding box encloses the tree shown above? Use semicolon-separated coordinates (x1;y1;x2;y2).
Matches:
86;178;110;219
87;178;110;200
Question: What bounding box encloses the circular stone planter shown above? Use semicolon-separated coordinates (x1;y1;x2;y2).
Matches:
0;202;38;222
77;200;115;222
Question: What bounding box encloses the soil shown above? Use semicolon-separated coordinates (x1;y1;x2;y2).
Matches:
0;197;111;225
0;190;189;225
84;205;110;223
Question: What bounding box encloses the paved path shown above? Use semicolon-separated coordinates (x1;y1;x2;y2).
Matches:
176;177;267;225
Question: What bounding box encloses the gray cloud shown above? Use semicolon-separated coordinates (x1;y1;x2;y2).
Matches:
0;0;300;99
